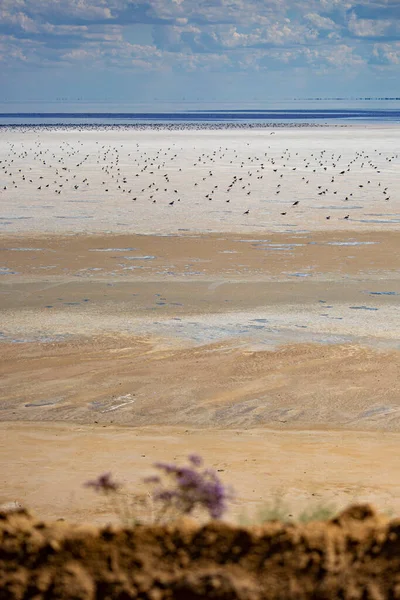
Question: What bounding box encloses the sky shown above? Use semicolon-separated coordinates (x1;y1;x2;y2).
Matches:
0;0;399;108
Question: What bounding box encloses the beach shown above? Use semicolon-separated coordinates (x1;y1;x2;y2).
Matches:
1;126;399;234
1;124;399;523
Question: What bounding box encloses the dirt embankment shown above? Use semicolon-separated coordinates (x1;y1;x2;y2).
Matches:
1;505;400;599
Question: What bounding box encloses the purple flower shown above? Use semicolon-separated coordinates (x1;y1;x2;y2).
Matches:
153;489;177;502
84;472;120;494
145;455;233;520
176;466;201;487
188;453;203;467
153;461;177;474
143;475;161;484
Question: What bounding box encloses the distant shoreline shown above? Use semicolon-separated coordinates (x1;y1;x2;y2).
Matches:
3;122;400;132
0;122;346;130
0;107;400;128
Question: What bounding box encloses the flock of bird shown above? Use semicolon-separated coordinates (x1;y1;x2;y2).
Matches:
0;127;398;229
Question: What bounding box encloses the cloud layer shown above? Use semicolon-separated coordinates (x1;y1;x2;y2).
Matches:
1;0;399;100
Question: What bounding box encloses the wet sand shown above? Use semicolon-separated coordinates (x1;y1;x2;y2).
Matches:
1;231;399;347
1;127;399;234
1;126;399;523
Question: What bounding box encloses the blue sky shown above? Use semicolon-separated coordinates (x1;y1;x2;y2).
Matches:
1;0;399;107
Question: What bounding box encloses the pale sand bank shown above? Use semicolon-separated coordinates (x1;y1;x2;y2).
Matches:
1;127;399;522
1;231;399;349
1;231;399;431
1;127;399;234
1;422;399;524
1;336;400;430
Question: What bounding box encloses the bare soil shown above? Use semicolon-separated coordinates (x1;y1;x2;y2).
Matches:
1;505;400;599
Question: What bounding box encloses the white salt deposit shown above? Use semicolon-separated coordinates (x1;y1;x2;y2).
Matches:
0;126;399;234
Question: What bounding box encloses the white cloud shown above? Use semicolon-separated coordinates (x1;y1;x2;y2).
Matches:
30;0;113;21
371;41;400;64
0;0;399;81
305;13;339;31
348;13;392;37
0;9;39;33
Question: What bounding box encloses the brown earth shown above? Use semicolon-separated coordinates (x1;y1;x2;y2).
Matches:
1;505;400;600
1;231;399;280
1;230;399;536
1;338;400;429
1;132;400;598
1;231;400;432
1;422;400;527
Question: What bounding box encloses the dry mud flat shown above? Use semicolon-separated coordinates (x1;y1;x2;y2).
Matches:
1;231;399;432
0;125;400;542
1;126;399;234
1;229;400;525
1;505;400;600
1;422;400;526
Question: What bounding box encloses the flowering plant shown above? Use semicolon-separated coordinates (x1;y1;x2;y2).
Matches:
85;472;121;494
145;454;233;521
85;454;233;524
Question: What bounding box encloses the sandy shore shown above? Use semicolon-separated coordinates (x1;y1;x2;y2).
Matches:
1;422;400;524
1;126;399;523
1;127;399;234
